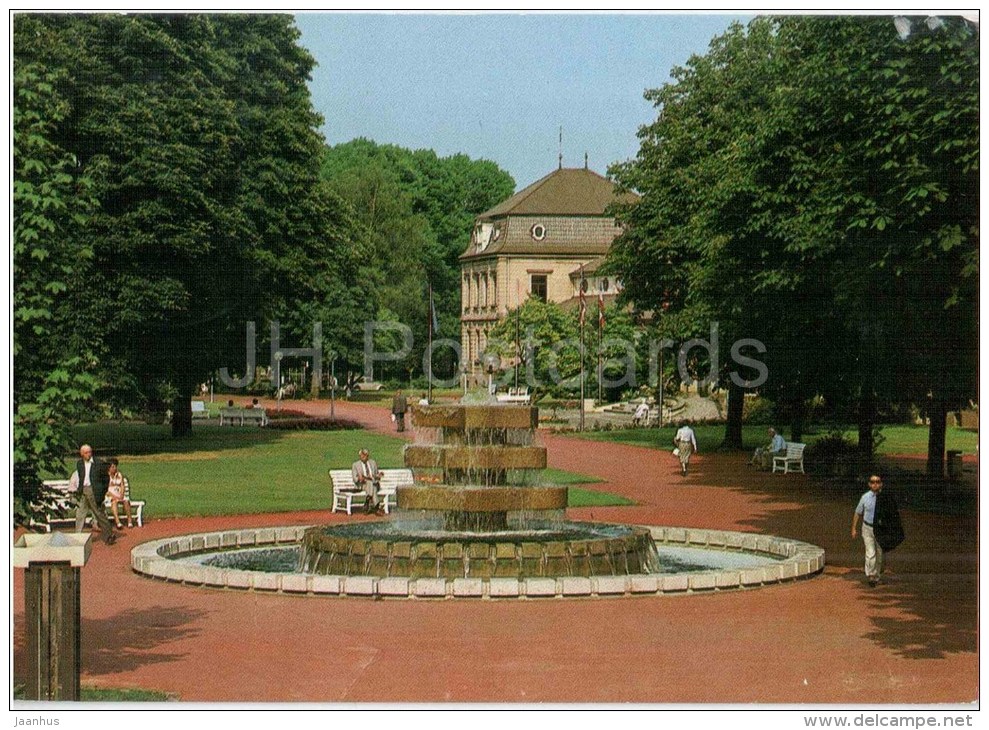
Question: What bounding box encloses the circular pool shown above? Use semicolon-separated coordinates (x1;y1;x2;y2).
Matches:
130;524;825;599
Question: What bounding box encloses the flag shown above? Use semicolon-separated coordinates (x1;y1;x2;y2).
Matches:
578;282;586;327
598;292;605;330
429;284;440;335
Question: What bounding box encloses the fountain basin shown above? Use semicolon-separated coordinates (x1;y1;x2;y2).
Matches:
411;405;538;430
404;445;546;470
396;485;567;512
298;521;656;578
129;524;826;598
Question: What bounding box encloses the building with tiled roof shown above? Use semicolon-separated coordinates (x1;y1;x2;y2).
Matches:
460;165;637;378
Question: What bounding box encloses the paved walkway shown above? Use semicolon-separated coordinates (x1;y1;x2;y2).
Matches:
12;397;977;703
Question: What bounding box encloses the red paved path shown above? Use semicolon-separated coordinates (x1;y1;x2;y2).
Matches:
13;397;978;703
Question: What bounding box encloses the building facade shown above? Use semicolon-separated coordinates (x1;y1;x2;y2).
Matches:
459;166;637;377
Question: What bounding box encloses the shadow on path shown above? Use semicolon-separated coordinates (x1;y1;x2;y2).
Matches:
697;456;978;661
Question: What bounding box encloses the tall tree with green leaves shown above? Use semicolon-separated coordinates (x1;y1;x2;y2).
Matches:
13;47;103;523
321;139;514;381
610;16;978;473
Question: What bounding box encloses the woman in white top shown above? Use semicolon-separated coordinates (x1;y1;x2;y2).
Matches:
673;422;698;477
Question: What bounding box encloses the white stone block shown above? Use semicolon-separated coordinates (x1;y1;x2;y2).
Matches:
311;575;341;594
488;579;520;597
343;576;377;595
659;574;689;592
628;575;659;593
524;578;557;597
452;578;484;597
689;573;717;591
560;577;592;596
593;576;628;595
280;574;309;593
414;578;448;597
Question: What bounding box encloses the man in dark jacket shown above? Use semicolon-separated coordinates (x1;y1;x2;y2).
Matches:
74;444;116;545
392;390;408;432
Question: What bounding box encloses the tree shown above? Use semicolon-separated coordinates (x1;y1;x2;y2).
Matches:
13;46;102;523
321;139;515;381
610;16;978;472
14;15;366;437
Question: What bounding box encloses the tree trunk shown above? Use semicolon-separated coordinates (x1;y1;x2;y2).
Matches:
789;397;806;443
171;390;193;437
722;379;744;449
927;392;948;478
856;388;875;466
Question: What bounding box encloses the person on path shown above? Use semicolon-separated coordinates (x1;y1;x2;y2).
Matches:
673;422;698;477
418;393;430;406
74;444;116;544
351;448;382;514
851;474;885;586
392;390;408;432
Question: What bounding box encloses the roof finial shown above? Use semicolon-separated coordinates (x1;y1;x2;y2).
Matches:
584;152;588;170
558;126;563;170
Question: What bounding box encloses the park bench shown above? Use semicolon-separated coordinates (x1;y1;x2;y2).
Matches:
191;400;209;419
328;468;414;516
496;387;531;405
219;407;268;427
772;443;806;474
31;479;146;532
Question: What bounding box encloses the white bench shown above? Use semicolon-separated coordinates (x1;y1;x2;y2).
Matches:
219;407;268;426
32;479;146;532
191;400;209;419
772;443;806;474
328;468;413;515
496;387;531;405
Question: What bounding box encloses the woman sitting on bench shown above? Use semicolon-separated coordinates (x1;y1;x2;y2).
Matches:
106;458;135;528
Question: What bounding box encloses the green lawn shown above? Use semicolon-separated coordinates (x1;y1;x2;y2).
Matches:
67;423;628;518
574;424;977;455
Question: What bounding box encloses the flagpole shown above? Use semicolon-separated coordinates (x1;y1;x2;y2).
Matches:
597;295;603;403
579;266;585;432
427;282;433;403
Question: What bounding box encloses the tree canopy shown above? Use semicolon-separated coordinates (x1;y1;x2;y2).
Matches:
320;138;514;381
610;16;978;470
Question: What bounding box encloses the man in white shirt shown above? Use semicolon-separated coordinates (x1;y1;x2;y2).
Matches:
751;428;786;470
74;444;116;544
851;474;884;586
351;448;382;514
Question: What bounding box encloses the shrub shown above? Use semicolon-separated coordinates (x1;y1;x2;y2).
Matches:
265;418;361;431
742;396;775;425
265;409;309;420
804;430;858;475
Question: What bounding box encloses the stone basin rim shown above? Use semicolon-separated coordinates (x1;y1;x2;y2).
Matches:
129;524;826;599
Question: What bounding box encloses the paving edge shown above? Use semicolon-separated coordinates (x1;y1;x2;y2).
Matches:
129;524;825;600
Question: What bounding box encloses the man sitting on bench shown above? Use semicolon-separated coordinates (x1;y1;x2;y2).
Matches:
751;427;786;470
351;448;383;514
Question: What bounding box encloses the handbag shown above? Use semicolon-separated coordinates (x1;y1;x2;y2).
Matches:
875;492;905;552
672;447;680;457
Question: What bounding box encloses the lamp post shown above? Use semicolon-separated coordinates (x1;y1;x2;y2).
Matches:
274;351;284;411
328;351;337;421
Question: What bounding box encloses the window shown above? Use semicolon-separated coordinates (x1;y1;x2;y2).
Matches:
530;223;546;241
530;274;548;302
601;277;610;292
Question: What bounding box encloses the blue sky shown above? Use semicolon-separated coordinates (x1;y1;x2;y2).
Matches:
294;12;751;190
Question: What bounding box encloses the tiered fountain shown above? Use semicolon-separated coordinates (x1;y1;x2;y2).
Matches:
298;404;659;579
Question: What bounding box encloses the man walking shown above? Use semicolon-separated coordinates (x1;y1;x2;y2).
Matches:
851;474;885;586
392;389;408;432
74;444;116;545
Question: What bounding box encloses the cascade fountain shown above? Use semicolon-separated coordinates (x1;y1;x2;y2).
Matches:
297;404;659;579
130;401;826;598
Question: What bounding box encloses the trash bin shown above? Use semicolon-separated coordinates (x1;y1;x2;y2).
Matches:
946;450;963;480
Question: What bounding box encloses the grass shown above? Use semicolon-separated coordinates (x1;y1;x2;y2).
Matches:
573;423;978;455
67;423;629;517
14;685;173;701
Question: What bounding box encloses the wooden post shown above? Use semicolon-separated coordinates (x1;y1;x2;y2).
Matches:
24;562;81;700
